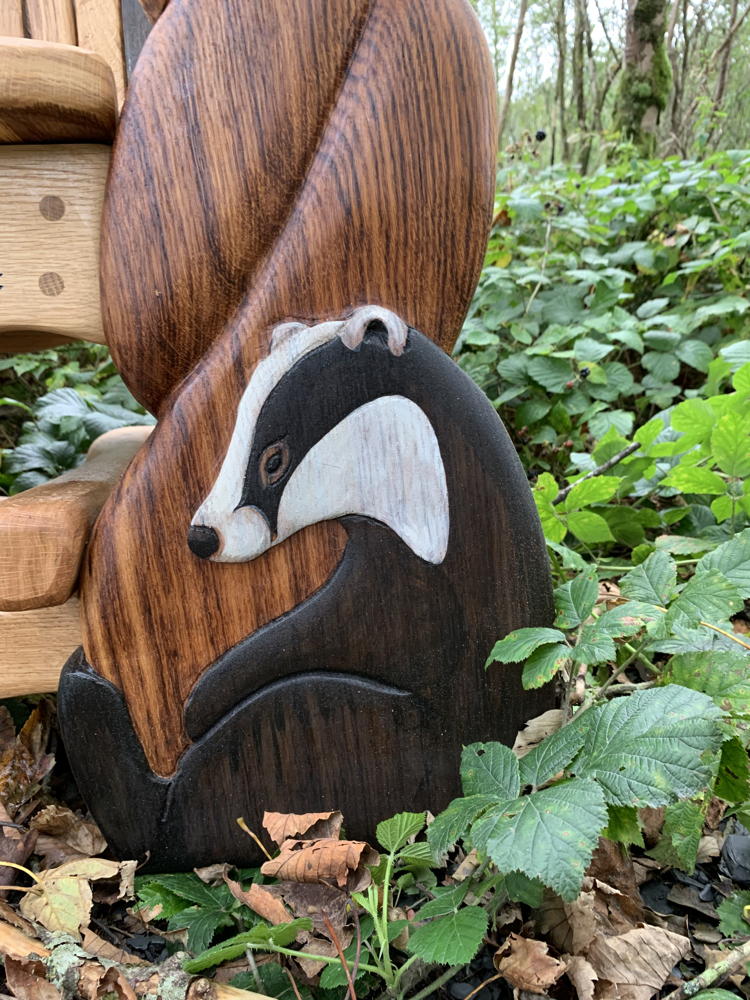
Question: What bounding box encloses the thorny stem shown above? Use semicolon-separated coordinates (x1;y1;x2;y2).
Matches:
553;441;641;504
379;854;397;983
524;220;553;316
406;965;466;1000
248;943;380;977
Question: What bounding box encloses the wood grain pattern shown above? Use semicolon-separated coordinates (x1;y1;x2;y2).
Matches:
0;599;80;698
137;0;168;22
74;0;127;106
0;144;109;352
0;38;116;143
0;427;152;612
62;328;553;868
0;3;24;36
24;0;77;44
88;0;497;777
120;0;151;78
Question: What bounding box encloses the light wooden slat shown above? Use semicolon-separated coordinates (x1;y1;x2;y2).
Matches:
0;427;153;612
0;143;109;351
74;0;126;106
0;38;116;143
25;0;77;45
0;2;24;36
0;599;80;697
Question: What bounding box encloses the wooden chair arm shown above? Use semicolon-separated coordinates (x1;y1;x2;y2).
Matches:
0;425;153;612
0;598;81;696
0;37;117;143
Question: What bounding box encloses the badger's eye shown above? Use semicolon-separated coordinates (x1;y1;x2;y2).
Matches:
259;441;290;486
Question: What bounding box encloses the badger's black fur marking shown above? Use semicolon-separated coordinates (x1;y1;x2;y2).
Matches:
58;325;553;871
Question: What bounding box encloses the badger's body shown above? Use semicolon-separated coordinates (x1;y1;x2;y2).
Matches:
59;310;552;870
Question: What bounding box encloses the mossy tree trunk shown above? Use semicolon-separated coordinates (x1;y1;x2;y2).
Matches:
615;0;672;155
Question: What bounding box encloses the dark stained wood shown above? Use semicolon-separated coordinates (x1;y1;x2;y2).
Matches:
60;328;553;870
85;0;498;778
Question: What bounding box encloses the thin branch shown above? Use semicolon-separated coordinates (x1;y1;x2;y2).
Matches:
664;935;750;999
553;442;641;505
323;914;357;1000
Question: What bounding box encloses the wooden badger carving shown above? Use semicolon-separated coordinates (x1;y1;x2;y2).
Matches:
60;307;552;870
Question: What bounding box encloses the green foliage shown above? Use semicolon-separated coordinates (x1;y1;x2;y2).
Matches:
717;891;750;938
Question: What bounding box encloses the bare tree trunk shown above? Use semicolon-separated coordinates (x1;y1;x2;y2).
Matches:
615;0;672;155
554;0;569;160
497;0;529;143
705;0;741;146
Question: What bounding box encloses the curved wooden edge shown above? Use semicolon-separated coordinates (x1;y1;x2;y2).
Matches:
0;426;153;612
0;37;117;143
74;0;127;107
138;0;170;23
0;598;80;697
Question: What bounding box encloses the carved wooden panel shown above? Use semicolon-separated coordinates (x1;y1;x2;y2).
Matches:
61;318;553;870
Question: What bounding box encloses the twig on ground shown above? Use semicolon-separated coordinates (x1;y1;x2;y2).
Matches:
663;935;750;999
553;442;641;505
323;913;357;1000
283;968;303;1000
464;972;504;1000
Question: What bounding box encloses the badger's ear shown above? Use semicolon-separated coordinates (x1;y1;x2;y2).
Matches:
339;306;409;356
270;321;308;352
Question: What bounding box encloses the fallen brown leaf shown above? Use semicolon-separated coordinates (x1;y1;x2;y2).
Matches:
194;863;230;885
0;900;36;936
19;858;124;939
0;919;50;960
639;807;665;848
225;879;291;925
494;933;566;992
30;806;106;866
0;827;37;895
587;840;646;922
512;710;563;759
538;887;599;955
0;705;55;817
586;925;690;1000
279;882;352;939
261;838;378;891
81;928;147;966
77;960;138;1000
4;956;61;1000
263;811;343;847
564;954;598;1000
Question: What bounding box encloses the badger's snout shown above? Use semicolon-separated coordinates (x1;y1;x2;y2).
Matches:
188;524;221;559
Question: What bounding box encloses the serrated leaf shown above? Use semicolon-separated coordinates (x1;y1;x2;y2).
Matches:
398;841;434;867
603;805;644;847
662;466;727;495
169;906;235;954
566;510;615;543
716;736;750;803
712;413;750;478
408;906;488;965
571;685;723;807
555;573;599;629
182;919;313;973
667;652;750;717
518;724;585;787
471;779;608;901
717;890;750;937
522;643;569;689
620;551;676;605
697;529;750;597
564;476;622;511
571;624;616;664
647;800;702;872
593;601;660;638
137;872;231;909
376;812;426;853
486;628;566;665
136;882;190;921
418;885;470;919
666;571;744;630
461;743;520;799
427;796;498;860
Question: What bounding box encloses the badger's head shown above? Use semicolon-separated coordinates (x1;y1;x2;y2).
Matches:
188;306;449;565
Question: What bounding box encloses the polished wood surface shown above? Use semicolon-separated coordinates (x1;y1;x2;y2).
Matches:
0;144;109;352
88;0;497;777
24;0;77;44
74;0;126;105
0;427;152;612
0;38;117;143
0;599;80;698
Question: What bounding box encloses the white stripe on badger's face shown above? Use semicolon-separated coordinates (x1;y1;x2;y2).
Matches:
191;307;449;565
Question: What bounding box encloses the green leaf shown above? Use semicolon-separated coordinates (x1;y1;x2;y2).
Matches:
518;724;585;787
555;572;599;629
564;476;621;511
527;356;573;393
593;602;660;638
427;796;498;859
570;625;616;665
716;736;750;803
461;743;520;799
408;906;488;966
183;919;313;973
417;885;470;919
136;873;230;909
661;466;727;495
376;812;426;853
565;510;615;543
169;907;235;955
667;652;750;718
572;685;723;807
603;805;644;848
711;413;750;478
136;882;193;921
665;571;744;630
647;800;702;872
620;551;676;605
676;339;713;372
717;890;750;937
522;643;569;689
697;530;750;597
471;779;608;901
485;628;566;665
671;399;716;447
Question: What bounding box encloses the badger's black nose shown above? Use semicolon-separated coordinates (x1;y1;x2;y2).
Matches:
188;524;220;559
